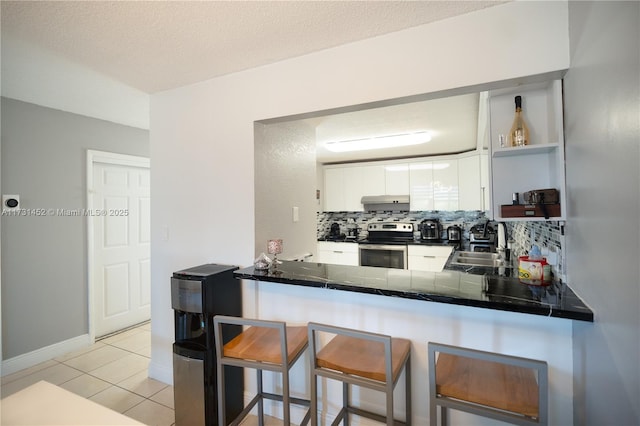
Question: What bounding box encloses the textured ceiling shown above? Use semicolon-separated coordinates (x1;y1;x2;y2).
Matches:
1;1;502;93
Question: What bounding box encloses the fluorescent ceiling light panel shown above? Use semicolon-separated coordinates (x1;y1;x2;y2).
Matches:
325;131;432;153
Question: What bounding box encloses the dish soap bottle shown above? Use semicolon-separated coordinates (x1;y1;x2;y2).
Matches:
509;95;530;147
529;245;542;260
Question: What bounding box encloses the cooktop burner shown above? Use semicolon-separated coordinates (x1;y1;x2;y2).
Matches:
366;222;415;243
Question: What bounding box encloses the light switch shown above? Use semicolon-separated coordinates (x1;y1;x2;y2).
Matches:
292;206;299;222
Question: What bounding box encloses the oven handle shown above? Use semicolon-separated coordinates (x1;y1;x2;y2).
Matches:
358;244;408;252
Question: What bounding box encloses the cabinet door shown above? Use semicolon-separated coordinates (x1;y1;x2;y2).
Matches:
343;167;365;211
324;168;344;212
458;155;481;210
409;162;434;211
407;245;453;272
359;165;386;197
385;164;409;195
480;152;490;211
433;160;458;211
317;242;359;266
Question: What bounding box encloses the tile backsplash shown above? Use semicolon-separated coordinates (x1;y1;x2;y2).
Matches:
317;210;488;241
317;211;566;281
506;221;565;281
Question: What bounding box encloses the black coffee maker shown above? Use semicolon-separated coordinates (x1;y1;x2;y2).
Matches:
420;219;442;241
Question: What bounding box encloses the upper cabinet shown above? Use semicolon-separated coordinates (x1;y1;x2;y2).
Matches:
385;164;409;195
323;153;486;212
488;80;566;221
409;159;460;211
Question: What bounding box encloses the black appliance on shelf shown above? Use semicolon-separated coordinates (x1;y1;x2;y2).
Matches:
420;219;442;241
447;225;462;242
469;221;497;252
171;264;243;426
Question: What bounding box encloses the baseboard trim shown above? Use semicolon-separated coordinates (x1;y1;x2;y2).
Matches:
1;334;92;376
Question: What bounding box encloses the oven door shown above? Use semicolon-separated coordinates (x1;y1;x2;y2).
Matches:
358;244;408;270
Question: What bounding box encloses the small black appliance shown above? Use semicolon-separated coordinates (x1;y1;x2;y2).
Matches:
447;225;462;242
420;219;442;241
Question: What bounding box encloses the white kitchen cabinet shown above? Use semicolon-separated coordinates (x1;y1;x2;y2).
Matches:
323;168;345;212
457;153;490;211
480;152;490;211
359;165;386;197
433;159;459;211
343;167;366;211
458;154;481;210
410;159;459;211
316;242;359;266
384;163;409;194
324;166;377;212
323;163;406;212
325;153;486;212
488;79;566;220
407;245;453;272
409;162;434;211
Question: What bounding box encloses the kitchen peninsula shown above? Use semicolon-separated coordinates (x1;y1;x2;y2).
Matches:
233;260;592;425
234;261;593;322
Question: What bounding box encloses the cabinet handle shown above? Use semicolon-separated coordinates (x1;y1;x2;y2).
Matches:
333;251;343;254
423;255;437;258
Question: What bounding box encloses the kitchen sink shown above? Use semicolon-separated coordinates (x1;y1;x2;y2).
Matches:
450;251;503;267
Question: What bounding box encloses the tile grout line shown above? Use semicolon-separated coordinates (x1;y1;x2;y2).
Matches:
2;323;175;422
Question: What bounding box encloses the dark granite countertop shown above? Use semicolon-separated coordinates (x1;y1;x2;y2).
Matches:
234;261;593;322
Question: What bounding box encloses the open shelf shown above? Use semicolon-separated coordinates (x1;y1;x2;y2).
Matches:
488;79;567;221
492;143;560;158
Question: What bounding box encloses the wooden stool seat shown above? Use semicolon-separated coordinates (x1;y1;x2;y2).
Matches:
309;323;412;425
317;334;411;382
224;325;308;365
436;353;539;417
429;342;548;426
214;316;310;426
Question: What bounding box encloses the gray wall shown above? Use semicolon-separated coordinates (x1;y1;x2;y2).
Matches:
1;98;149;359
565;2;640;424
254;120;317;260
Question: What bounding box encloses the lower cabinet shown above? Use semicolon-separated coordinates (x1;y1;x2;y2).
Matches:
407;245;454;272
316;242;359;266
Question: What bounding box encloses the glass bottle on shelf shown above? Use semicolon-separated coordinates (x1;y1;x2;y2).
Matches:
509;95;530;147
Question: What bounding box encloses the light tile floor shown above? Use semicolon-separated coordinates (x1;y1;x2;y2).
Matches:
1;322;175;426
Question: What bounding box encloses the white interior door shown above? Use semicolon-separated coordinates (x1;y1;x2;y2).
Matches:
92;161;150;337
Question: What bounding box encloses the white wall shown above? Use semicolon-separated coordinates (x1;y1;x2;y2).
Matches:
565;2;640;424
1;98;149;370
1;37;149;129
1;31;150;368
150;0;571;395
254;121;317;260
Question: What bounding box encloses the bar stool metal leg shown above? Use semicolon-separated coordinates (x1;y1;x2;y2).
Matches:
257;369;264;426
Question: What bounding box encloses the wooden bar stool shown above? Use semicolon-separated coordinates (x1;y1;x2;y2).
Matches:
214;316;311;426
308;322;412;426
428;342;548;426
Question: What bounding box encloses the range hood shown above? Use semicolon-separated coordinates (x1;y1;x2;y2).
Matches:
361;195;410;212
